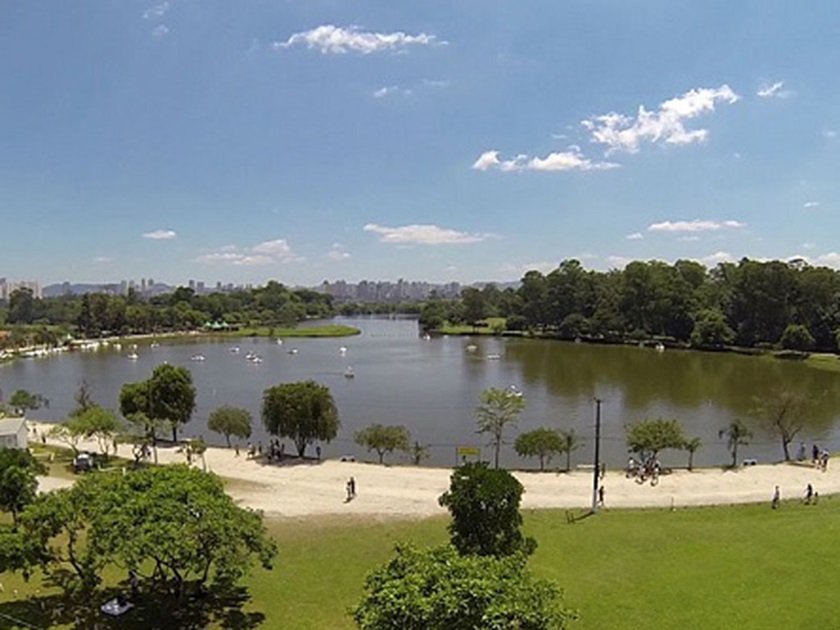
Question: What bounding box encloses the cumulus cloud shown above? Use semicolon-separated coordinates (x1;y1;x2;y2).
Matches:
326;243;351;261
500;261;559;276
698;251;735;266
824;129;837;139
151;24;170;38
815;253;840;268
582;85;740;155
803;201;820;209
196;239;303;266
757;81;793;99
142;229;177;240
606;256;634;269
142;1;169;20
472;148;619;173
273;25;444;55
364;223;492;245
647;219;745;233
626;232;643;240
678;236;701;242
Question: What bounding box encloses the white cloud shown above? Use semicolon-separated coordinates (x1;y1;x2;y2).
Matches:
142;229;177;240
500;261;559;276
698;251;735;266
142;1;169;20
151;24;170;38
815;253;840;268
582;85;740;155
678;236;701;242
757;81;793;99
273;25;444;55
472;148;619;173
196;239;303;266
373;85;412;98
326;244;351;261
802;243;816;250
803;201;820;209
647;219;745;233
93;256;113;263
364;223;492;245
626;232;643;240
606;256;633;269
824;129;837;138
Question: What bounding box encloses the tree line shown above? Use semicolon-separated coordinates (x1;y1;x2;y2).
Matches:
0;280;334;343
421;258;840;352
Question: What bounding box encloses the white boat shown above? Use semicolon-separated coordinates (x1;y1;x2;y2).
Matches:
126;352;139;361
275;339;283;345
150;342;160;349
486;353;501;360
655;343;665;352
248;355;263;364
466;344;478;352
422;334;432;341
507;385;524;397
288;348;299;355
229;347;241;354
245;351;257;360
113;343;122;351
130;343;138;350
344;366;355;378
339;346;348;355
191;354;206;362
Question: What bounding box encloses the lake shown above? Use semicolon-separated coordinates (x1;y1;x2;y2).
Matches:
2;316;839;468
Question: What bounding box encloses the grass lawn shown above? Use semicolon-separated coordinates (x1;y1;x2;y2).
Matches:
226;324;361;338
3;499;839;628
804;352;840;373
438;316;508;335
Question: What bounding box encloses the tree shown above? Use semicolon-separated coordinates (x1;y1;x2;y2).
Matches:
262;380;340;457
683;437;701;471
514;428;564;471
0;448;45;525
74;407;121;457
475;387;526;469
208;405;253;447
70;380;97;418
8;389;46;416
48;421;85;457
779;323;815;351
690;309;735;348
354;424;410;464
461;288;487;331
353;544;574;630
3;466;276;600
438;462;535;557
148;364;196;442
408;441;430;465
719;419;752;468
558;429;583;472
750;391;808;461
625;418;686;461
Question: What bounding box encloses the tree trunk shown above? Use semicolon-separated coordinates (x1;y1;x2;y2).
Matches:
225;434;231;448
731;444;737;468
494;438;501;469
565;450;571;472
378;451;384;464
782;438;791;461
539;455;545;471
171;425;178;443
688;452;694;471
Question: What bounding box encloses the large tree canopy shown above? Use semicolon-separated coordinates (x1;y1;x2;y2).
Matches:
475;387;526;469
354;424;410;464
262;380;339;457
625;418;686;460
120;365;196;442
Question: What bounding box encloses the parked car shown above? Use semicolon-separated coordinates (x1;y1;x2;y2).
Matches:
73;452;94;473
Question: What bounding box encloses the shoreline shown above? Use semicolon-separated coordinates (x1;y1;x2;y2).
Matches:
29;421;839;520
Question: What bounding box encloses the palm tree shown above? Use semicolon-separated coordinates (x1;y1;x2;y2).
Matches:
719;419;752;468
558;429;583;472
683;437;701;471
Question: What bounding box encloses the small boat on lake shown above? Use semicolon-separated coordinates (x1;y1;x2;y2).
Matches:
191;354;206;362
229;347;241;354
126;352;139;361
288;348;299;355
344;366;355;378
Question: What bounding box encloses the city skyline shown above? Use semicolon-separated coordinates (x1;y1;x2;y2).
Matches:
2;2;839;284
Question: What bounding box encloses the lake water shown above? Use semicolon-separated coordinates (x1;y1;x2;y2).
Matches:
2;316;840;468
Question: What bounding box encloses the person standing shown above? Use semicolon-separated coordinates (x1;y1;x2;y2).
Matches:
772;485;781;509
597;485;605;507
349;476;356;498
805;483;814;504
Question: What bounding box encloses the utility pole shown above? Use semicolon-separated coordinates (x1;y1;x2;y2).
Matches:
592;397;603;513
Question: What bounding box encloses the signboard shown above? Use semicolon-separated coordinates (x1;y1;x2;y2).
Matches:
457;446;481;457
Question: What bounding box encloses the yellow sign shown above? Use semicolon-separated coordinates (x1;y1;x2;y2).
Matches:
457;446;481;457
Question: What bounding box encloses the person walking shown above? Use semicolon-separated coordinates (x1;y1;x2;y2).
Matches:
597;484;605;507
349;476;356;498
772;485;781;510
804;483;814;504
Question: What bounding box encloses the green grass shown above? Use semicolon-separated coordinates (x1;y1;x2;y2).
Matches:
438;317;508;335
223;324;361;338
4;499;840;628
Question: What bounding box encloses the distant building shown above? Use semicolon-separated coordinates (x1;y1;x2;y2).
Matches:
0;418;28;449
0;278;43;300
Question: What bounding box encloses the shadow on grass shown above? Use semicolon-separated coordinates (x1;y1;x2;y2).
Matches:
0;583;264;629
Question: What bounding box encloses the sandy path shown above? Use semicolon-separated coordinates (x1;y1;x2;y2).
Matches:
29;422;838;518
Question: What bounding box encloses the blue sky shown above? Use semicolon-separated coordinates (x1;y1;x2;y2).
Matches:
1;1;839;286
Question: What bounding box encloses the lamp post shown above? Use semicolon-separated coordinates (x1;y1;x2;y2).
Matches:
592;397;603;513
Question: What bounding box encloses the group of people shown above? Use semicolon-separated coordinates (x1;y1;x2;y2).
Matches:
796;443;831;471
242;439;287;462
626;456;661;486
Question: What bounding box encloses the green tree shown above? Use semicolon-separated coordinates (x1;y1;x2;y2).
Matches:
70;380;97;418
683;437;701;471
208;405;253;447
408;441;430;465
8;389;46;416
3;466;276;600
48;421;86;457
74;406;121;457
353;544;574;629
514;428;564;471
719;419;752;468
625;418;686;461
558;429;583;472
262;380;340;457
690;309;735;347
779;323;815;351
354;424;410;464
750;391;808;461
148;364;196;442
476;387;527;469
8;288;35;324
438;462;535;557
461;287;487;331
0;448;45;525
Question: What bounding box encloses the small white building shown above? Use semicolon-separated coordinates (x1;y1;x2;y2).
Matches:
0;417;28;449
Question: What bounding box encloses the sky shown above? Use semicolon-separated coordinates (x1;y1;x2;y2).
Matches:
1;1;839;287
